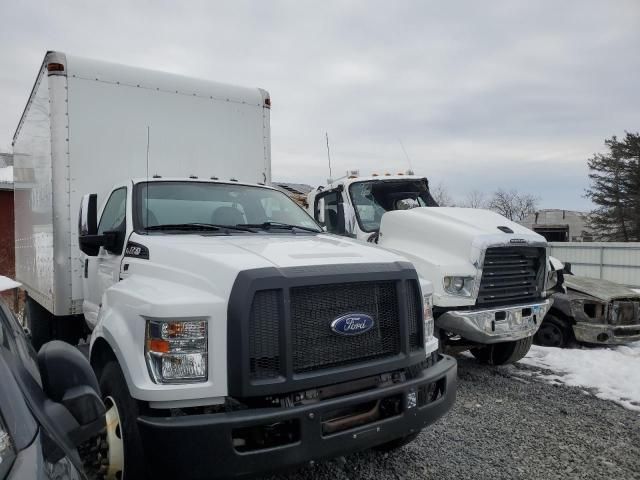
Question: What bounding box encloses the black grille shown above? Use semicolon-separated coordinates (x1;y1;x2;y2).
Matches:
290;281;401;373
406;281;423;351
477;247;545;307
248;290;281;380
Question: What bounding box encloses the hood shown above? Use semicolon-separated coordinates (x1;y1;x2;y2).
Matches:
564;275;640;302
126;232;409;300
141;232;403;269
379;207;546;266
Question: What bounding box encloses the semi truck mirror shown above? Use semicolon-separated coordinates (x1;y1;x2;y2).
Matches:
78;193;101;256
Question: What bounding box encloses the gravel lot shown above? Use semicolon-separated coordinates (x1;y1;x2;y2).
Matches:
262;355;640;480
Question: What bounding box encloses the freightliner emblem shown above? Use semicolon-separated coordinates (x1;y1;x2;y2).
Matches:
331;313;375;336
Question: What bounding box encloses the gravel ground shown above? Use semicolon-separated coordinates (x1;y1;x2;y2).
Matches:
262;355;640;480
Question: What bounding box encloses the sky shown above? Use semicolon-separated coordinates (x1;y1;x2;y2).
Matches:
1;1;639;210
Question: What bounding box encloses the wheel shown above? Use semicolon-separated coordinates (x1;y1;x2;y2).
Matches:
25;296;53;351
373;432;420;452
470;335;534;365
534;314;573;348
95;361;146;480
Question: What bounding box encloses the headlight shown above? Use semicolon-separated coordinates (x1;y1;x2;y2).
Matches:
423;294;438;355
443;276;475;296
145;319;208;383
0;413;16;477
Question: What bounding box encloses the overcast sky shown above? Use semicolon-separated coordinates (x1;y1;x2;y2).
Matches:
1;1;639;210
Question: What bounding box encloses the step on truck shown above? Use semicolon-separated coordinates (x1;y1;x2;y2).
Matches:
12;52;456;479
308;172;560;365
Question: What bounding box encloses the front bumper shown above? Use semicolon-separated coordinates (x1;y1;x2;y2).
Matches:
573;323;640;345
137;355;457;479
436;299;551;344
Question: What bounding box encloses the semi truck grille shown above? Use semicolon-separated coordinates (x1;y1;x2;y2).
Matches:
290;281;401;373
477;246;545;307
247;280;421;381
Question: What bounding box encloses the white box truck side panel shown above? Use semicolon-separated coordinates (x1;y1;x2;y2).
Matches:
13;65;56;312
64;54;270;307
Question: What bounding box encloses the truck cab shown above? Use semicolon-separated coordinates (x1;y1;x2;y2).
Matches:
308;173;555;365
78;177;456;478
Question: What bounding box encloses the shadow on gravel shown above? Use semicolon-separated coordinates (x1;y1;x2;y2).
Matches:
260;355;640;480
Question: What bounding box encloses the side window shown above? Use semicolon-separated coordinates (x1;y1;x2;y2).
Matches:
315;192;340;234
98;188;127;235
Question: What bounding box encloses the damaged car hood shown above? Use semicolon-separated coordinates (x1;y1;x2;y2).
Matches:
564;275;640;302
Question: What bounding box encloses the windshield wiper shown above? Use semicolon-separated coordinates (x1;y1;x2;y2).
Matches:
144;223;255;232
241;222;321;233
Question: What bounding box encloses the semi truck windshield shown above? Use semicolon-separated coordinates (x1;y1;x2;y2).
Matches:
349;180;438;232
135;182;321;233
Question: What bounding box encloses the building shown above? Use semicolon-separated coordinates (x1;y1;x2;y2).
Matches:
273;182;313;208
520;209;594;242
0;153;14;281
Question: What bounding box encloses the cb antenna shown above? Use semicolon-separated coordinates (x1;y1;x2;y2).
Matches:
146;126;150;230
325;132;333;182
398;138;414;174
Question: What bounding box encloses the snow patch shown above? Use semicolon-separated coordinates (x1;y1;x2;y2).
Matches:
0;166;13;183
519;343;640;412
0;276;20;292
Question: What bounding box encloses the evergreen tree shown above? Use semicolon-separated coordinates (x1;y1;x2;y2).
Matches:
585;132;640;241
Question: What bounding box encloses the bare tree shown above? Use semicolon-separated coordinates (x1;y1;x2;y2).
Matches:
488;189;538;222
461;190;487;209
430;182;455;207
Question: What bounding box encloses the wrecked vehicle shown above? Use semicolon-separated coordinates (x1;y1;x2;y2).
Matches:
535;265;640;347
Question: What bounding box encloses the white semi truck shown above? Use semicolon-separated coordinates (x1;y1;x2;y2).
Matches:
308;173;557;365
13;52;456;479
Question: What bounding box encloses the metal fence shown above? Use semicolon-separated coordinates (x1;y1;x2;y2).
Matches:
549;242;640;288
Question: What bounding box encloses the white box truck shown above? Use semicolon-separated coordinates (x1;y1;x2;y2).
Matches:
13;52;456;479
308;173;559;365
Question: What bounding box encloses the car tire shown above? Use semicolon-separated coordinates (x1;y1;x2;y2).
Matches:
534;314;573;348
470;335;534;365
373;432;420;452
98;361;146;480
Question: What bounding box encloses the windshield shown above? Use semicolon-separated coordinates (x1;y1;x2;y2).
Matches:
134;181;321;233
349;179;438;232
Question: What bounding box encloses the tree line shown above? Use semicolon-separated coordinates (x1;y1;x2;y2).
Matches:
431;132;640;241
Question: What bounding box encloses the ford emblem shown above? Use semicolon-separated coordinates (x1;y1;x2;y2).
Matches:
330;313;375;336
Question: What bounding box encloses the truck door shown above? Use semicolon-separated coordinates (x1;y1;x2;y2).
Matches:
313;190;345;235
83;187;128;327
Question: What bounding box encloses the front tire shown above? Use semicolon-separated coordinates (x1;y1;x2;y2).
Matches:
98;361;146;480
470;335;534;365
534;314;573;348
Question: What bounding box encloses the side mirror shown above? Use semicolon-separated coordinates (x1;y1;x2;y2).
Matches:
78;194;100;256
38;341;105;445
563;262;573;275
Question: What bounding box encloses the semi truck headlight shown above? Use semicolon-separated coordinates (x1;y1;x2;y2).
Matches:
443;276;474;296
145;319;208;383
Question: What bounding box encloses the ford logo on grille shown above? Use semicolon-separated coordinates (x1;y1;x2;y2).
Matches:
330;313;375;336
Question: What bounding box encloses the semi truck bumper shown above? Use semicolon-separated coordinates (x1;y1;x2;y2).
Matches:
137;355;457;479
573;323;640;345
437;299;552;344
